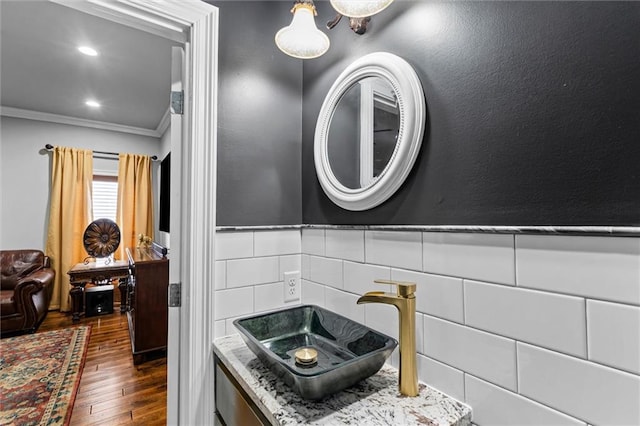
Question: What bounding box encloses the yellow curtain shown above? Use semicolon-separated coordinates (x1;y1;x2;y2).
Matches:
116;153;154;260
45;147;93;312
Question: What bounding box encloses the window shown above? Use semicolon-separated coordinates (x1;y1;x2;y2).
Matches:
92;175;118;222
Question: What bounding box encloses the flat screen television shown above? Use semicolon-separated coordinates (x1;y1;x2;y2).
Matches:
159;152;170;232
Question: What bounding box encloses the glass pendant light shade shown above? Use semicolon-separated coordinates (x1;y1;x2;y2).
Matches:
275;3;330;59
330;0;394;18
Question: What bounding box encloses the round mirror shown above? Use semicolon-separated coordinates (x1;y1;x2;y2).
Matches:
315;52;426;211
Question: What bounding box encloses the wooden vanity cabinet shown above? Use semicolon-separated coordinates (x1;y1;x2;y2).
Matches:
125;244;168;364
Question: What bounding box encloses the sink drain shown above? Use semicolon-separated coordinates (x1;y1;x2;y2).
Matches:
294;347;318;366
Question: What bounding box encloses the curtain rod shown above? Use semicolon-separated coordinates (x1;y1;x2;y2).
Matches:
44;144;158;161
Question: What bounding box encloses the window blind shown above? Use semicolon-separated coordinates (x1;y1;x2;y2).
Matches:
92;177;118;222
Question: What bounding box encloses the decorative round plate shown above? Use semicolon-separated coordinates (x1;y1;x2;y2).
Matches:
83;219;121;258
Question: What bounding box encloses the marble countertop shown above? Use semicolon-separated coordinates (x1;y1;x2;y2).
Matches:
215;224;640;236
213;335;472;426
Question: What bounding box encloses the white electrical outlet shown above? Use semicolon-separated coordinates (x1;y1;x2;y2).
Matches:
283;271;301;302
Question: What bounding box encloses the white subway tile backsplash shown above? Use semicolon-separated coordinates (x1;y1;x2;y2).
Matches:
389;350;399;370
215;228;640;426
302;254;310;280
464;280;587;357
225;319;238;336
417;354;465;402
343;261;391;296
364;303;398;340
301;228;325;256
587;300;640;374
309;256;343;289
254;230;301;257
423;232;515;285
284;299;301;309
254;282;285;313
516;235;640;304
302;280;325;306
392;269;464;323
416;313;424;355
518;343;640;426
215;260;226;290
465;374;586;426
325;287;364;324
365;231;423;271
279;254;301;280
225;314;246;336
325;229;365;262
214;320;226;338
424;315;517;391
215;231;253;260
214;287;254;320
226;256;279;288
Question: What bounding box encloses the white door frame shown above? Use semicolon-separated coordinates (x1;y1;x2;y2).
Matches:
168;45;184;425
50;1;218;424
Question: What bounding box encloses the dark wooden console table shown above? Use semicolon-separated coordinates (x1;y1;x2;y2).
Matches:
67;260;130;322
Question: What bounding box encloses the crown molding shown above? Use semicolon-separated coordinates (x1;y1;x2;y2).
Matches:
156;107;171;136
50;0;188;43
0;106;160;138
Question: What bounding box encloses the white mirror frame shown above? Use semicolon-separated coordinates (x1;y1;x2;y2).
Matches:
314;52;426;211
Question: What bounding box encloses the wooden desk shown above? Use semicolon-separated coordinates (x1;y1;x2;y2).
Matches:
67;260;130;322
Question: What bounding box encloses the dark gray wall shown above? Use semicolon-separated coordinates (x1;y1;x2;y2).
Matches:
303;1;640;226
213;1;303;226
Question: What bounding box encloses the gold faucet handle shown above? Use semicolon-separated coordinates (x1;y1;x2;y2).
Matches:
374;279;416;297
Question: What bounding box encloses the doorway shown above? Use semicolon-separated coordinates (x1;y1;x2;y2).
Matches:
46;1;219;424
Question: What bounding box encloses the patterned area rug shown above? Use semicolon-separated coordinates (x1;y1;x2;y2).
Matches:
0;326;91;426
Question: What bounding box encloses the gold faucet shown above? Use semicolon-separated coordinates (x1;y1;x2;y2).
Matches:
357;279;418;397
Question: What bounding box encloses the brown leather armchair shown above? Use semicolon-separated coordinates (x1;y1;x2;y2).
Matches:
1;250;55;336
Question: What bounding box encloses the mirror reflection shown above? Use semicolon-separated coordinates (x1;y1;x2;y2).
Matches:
327;77;400;190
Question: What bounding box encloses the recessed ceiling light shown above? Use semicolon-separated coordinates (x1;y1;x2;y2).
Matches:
85;100;101;108
78;46;98;56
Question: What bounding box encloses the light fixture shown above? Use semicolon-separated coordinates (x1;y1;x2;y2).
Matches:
275;0;330;59
85;100;101;108
326;0;395;34
329;0;394;19
78;46;98;56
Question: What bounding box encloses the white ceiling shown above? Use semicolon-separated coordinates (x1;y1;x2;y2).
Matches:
0;0;179;134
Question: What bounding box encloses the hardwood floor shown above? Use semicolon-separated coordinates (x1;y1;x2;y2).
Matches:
39;310;167;425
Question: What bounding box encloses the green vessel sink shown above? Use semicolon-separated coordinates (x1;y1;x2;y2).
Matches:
233;304;397;400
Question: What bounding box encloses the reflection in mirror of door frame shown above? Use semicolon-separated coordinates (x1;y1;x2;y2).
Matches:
49;1;219;424
358;78;399;188
315;51;426;211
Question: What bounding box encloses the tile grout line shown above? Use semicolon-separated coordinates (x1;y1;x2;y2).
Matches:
461;279;467;325
322;228;326;257
363;229;367;265
423;312;600;363
421;231;424;273
515;340;520;394
513;235;520;394
462;372;467;404
513;234;517;287
584;298;590;361
465;371;590;425
251;231;256;257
